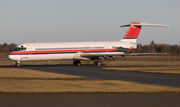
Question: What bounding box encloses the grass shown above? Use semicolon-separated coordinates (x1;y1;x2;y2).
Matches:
0;68;86;79
1;54;180;66
0;68;180;93
106;61;180;66
102;66;180;74
0;79;180;93
1;60;180;67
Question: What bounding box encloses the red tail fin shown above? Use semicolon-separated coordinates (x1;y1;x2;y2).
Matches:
123;22;141;39
120;22;169;43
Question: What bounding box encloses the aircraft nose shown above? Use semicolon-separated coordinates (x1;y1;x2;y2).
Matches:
8;54;14;60
8;54;20;61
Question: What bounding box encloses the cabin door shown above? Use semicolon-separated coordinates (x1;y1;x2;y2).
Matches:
106;44;109;52
27;45;32;55
20;45;31;61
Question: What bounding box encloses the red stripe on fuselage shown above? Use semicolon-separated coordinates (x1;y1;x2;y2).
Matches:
10;49;117;54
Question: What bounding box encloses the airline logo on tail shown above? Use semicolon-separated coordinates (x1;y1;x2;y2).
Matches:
120;22;169;43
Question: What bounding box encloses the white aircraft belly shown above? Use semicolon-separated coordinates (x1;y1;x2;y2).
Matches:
23;53;75;61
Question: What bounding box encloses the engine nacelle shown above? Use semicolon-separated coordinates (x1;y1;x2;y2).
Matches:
116;47;129;53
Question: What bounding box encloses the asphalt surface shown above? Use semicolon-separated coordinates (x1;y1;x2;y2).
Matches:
1;94;180;107
19;66;180;88
1;66;180;107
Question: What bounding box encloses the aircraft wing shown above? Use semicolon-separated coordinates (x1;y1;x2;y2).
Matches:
123;53;164;56
80;53;164;59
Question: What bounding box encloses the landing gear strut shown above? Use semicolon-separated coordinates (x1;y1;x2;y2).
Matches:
15;61;20;67
73;60;81;66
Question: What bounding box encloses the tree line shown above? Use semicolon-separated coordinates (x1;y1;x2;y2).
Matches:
1;41;180;54
130;41;180;54
0;43;16;53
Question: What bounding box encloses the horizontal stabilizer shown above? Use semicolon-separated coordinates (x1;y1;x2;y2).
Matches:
121;23;169;27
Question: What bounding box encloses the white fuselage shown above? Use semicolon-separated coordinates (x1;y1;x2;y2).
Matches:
8;22;169;64
8;41;136;62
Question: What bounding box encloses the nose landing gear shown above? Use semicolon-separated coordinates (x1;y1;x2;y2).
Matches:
15;61;20;67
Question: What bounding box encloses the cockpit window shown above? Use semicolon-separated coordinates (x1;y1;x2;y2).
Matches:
13;46;27;51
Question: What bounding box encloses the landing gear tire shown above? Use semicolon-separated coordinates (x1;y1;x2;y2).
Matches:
94;61;97;65
15;61;20;67
73;60;81;66
97;61;101;66
94;61;101;66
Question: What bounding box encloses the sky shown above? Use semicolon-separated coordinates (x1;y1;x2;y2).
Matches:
0;0;179;45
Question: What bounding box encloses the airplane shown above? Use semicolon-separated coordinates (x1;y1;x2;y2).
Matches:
8;22;169;67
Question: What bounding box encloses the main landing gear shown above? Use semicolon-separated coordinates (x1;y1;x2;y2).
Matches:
94;60;101;66
73;60;81;66
15;61;20;67
73;60;102;66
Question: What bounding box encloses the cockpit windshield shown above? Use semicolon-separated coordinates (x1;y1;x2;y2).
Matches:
13;46;27;51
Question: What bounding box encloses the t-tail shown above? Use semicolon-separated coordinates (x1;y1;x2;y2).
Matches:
120;22;169;43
